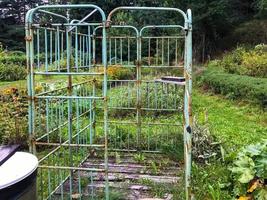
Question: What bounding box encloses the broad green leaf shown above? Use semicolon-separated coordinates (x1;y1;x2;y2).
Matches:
238;168;255;183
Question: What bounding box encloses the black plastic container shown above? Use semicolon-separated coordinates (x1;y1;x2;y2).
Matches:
0;151;38;200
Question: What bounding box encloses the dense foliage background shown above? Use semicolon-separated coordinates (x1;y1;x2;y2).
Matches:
0;0;267;61
0;1;266;199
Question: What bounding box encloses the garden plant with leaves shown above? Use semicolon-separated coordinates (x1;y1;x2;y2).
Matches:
230;140;267;200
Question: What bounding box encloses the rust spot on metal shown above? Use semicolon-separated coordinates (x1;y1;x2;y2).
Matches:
25;35;32;41
106;20;112;28
29;135;36;143
136;80;142;84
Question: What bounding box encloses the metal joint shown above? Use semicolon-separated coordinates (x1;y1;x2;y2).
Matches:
25;36;32;41
106;20;112;28
186;126;192;134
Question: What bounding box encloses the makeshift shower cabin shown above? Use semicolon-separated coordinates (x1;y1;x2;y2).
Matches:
25;4;192;200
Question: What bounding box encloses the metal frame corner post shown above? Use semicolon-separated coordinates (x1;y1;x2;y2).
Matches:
25;8;35;154
184;8;193;200
101;17;109;200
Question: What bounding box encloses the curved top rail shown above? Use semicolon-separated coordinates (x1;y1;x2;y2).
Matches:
93;25;139;36
140;25;185;36
107;7;188;29
38;9;68;21
25;4;106;24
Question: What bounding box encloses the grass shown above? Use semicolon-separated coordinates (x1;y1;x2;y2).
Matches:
1;70;266;199
0;75;87;92
193;88;267;151
191;88;266;200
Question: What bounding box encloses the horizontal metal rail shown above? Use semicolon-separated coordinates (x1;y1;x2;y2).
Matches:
39;165;105;172
35;143;104;148
34;72;104;76
35;96;104;100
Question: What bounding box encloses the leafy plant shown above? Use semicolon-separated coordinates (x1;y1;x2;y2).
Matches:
133;153;145;164
229;140;267;199
150;160;159;175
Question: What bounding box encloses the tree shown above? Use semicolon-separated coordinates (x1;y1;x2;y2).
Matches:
0;0;42;50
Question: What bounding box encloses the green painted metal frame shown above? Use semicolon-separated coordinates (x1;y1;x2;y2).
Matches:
106;7;192;199
26;4;110;199
26;4;192;200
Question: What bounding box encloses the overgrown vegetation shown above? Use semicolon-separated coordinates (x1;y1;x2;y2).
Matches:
191;89;267;199
0;1;266;199
0;44;27;81
0;87;27;145
230;140;267;199
198;44;267;108
0;62;27;81
212;45;267;78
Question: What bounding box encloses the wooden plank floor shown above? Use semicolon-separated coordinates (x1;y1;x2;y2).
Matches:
53;152;181;200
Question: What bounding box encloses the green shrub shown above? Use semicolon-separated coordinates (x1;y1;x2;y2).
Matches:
0;63;27;81
0;87;28;145
219;47;245;74
0;53;26;65
216;45;267;78
198;68;267;108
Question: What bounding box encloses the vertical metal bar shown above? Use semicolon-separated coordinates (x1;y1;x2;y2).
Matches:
40;169;44;199
66;19;74;198
88;26;91;69
61;31;64;62
167;38;170;66
120;38;122;65
57;26;60;71
148;38;151;66
75;27;78;71
45;29;48;71
82;35;85;66
48;165;51;199
86;31;89;68
46;99;49;142
50;30;53;66
109;37;111;65
37;28;40;69
184;10;193;200
26;21;35;154
92;33;96;65
102;23;110;200
175;38;178;66
55;29;57;70
136;32;141;149
161;38;164;65
156;38;159;66
114;38;117;64
128;37;130;65
76;92;80;145
92;79;96;144
80;34;82;67
60;166;64;200
89;98;93;144
59;100;62;144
